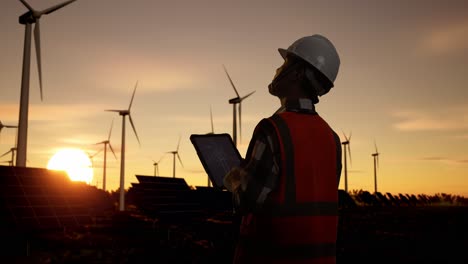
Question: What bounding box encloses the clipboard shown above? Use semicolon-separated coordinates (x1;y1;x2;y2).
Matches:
190;133;243;189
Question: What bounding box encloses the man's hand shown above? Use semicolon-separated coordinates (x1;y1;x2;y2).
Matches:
224;167;243;192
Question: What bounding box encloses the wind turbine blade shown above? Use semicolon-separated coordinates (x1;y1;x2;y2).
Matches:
341;130;348;142
240;91;255;101
377;155;379;169
158;154;166;163
34;21;43;101
238;103;242;144
222;64;240;97
104;109;122;113
108;143;117;160
0;150;11;159
348;131;352;142
91;149;103;158
176;135;181;151
177;153;184;168
210;105;214;134
128;115;141;146
6;125;18;128
19;0;34;12
374;140;378;153
128;81;138;111
41;0;76;15
108;118;114;140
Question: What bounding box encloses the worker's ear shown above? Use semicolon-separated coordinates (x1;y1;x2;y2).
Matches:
292;65;306;81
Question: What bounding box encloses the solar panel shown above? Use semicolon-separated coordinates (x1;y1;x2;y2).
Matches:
128;175;203;221
0;165;95;233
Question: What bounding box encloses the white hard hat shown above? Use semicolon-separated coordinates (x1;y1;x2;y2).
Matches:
278;34;340;90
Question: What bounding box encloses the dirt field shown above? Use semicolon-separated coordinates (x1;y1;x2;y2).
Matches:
4;204;468;263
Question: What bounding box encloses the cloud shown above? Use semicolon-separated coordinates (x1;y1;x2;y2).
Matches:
0;103;108;122
419;19;468;56
391;105;468;132
420;156;468;165
455;134;468;139
89;51;208;93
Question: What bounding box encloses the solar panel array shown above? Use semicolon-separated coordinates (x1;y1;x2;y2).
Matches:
128;175;205;221
0;165;95;234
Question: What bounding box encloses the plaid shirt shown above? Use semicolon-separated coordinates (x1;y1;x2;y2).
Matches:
233;98;342;214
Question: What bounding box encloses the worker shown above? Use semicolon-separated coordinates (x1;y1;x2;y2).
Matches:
224;34;343;263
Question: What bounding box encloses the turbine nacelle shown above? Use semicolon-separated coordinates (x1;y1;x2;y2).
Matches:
106;109;130;116
19;11;40;24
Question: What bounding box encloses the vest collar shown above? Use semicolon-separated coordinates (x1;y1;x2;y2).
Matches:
275;98;317;114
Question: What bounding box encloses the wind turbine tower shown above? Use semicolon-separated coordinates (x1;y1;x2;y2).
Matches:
15;0;77;167
95;119;117;191
341;132;352;192
372;141;380;193
206;106;214;187
106;81;141;211
208;105;214;135
167;136;183;178
222;65;255;147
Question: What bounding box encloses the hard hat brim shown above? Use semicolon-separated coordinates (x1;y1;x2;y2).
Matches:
278;48;290;60
278;48;308;65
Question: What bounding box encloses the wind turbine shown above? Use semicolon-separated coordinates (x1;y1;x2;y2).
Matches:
86;149;102;168
341;131;352;192
152;154;165;176
94;119;117;191
203;106;215;187
105;81;141;211
167;136;183;178
207;105;215;134
1;147;17;167
222;65;255;147
372;141;380;193
15;0;77;167
0;121;18;145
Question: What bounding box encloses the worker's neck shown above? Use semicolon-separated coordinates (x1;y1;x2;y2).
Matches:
280;96;309;107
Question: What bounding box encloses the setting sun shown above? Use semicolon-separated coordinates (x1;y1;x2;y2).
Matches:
47;148;94;184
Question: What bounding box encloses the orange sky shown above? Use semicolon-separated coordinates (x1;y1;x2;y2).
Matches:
0;0;467;196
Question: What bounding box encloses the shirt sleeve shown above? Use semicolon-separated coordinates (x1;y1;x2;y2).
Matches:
233;119;280;214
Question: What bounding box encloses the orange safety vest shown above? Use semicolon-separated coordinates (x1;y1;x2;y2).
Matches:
234;112;339;264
